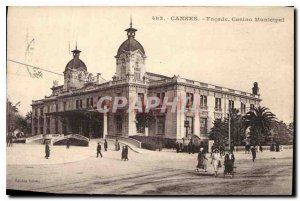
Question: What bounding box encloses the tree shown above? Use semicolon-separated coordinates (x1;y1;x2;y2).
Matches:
243;106;276;145
209;119;228;146
6;99;32;135
209;108;246;147
7;99;20;132
270;121;293;145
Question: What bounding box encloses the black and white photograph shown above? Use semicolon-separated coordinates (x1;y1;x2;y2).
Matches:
6;6;294;195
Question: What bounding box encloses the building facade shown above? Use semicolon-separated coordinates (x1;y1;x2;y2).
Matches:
31;22;261;142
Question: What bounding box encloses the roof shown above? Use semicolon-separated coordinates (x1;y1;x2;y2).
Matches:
117;37;145;55
65;57;87;72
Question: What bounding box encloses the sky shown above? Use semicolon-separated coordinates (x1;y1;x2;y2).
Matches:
7;6;294;123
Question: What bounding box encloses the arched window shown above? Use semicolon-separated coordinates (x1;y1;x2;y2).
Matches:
134;60;141;81
121;58;126;77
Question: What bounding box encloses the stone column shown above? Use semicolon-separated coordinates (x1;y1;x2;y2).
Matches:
193;92;200;137
103;112;108;139
176;88;186;139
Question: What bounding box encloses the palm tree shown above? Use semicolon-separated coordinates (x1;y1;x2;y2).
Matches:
243;106;277;144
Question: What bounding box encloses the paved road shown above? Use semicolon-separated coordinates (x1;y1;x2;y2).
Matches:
7;145;293;195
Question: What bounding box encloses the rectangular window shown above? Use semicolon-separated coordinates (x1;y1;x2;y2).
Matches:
185;116;194;136
241;102;246;113
157;116;165;135
86;98;90;108
134;64;141;81
80;100;82;108
47;106;50;113
186;93;194;108
35;108;38;116
40;127;43;134
250;104;255;111
200;95;207;109
138;93;144;109
46;117;50;127
76;100;79;109
55;119;58;133
34;127;38;135
63;102;66;111
229;100;234;110
215;98;222;111
115;115;122;134
156;93;165;107
200;118;208;134
55;104;58;112
90;98;94;107
40;108;43;116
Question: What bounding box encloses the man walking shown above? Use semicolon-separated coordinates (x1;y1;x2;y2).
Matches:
125;145;129;161
104;139;108;151
45;142;50;159
66;139;70;149
97;142;103;158
251;146;256;162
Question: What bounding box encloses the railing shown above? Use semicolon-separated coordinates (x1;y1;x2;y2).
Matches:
215;107;222;112
106;135;142;148
25;134;43;143
170;76;260;99
66;134;90;142
234;145;293;152
200;106;208;110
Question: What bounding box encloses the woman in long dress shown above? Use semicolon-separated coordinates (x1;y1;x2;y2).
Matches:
211;149;221;177
196;148;208;172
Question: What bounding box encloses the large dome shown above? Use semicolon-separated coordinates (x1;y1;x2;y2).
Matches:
65;47;87;72
65;57;87;71
117;37;145;55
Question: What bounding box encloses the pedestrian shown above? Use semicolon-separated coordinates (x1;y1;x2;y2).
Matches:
125;145;129;161
45;142;50;159
115;139;119;151
117;142;120;151
251;146;256;162
9;136;13;147
176;142;179;153
97;142;103;158
158;141;162;152
224;150;235;174
188;139;193;154
121;146;125;161
211;148;221;177
196;148;208;172
259;144;263;152
66;139;70;149
104;139;108;151
6;133;9;147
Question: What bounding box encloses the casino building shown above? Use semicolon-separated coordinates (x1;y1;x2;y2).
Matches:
31;21;261;144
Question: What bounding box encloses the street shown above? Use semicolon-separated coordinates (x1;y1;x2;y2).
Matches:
7;143;293;195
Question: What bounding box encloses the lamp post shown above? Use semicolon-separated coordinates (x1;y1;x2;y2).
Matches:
228;108;231;151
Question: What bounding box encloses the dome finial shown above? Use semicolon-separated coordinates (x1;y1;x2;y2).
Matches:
71;41;81;58
130;15;132;28
125;17;137;38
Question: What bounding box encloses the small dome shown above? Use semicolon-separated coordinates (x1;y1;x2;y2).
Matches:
65;57;87;71
117;37;145;55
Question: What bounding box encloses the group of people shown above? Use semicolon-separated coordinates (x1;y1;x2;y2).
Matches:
96;139;129;161
196;145;235;177
121;146;129;161
175;142;184;153
96;139;110;157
